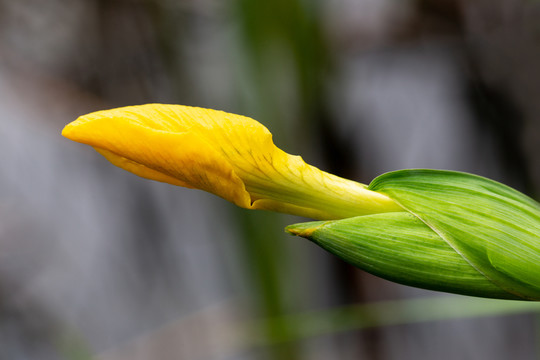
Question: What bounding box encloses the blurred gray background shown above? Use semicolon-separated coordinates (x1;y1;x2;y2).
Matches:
0;0;539;359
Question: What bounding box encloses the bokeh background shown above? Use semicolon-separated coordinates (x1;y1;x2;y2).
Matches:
1;0;540;359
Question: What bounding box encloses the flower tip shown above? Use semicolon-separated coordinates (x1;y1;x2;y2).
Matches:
61;115;88;141
61;122;74;139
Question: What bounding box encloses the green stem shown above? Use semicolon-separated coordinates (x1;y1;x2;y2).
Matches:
235;209;299;359
246;296;540;346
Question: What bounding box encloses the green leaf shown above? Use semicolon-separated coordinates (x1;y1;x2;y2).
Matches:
369;169;540;300
286;212;520;299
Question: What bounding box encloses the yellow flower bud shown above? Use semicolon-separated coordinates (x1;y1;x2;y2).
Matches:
62;104;402;220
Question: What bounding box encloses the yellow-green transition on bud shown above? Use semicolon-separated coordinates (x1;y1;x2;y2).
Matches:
62;104;540;301
62;104;401;220
288;170;540;300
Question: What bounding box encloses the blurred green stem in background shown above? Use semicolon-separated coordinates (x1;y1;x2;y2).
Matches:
236;210;299;359
56;330;93;360
230;0;330;358
232;0;329;146
246;296;540;347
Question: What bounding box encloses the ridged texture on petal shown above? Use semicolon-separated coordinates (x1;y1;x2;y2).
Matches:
63;104;402;219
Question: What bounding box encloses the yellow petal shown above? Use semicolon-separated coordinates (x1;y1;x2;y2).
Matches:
62;104;403;219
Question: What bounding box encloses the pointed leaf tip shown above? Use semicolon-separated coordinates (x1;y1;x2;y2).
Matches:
287;212;523;300
285;221;326;238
